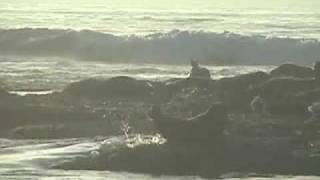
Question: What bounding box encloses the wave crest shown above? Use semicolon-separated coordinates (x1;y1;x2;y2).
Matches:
0;28;319;65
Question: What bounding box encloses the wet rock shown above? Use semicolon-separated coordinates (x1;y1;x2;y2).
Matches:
148;103;228;145
253;79;314;115
214;71;270;112
0;86;9;98
254;77;314;99
277;89;320;115
270;64;313;78
252;77;315;115
308;101;320;118
63;76;154;100
314;61;320;88
165;78;214;95
250;96;269;116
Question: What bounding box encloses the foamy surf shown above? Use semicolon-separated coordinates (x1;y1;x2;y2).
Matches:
0;56;274;90
0;137;319;180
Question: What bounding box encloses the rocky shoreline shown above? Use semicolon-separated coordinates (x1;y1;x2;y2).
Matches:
1;63;320;177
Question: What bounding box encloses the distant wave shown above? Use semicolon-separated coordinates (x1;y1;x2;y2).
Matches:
136;16;222;23
0;28;319;65
109;67;182;75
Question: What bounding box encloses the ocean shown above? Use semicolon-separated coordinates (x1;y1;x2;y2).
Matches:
0;0;320;179
0;0;320;65
0;56;275;91
1;0;320;38
0;137;319;180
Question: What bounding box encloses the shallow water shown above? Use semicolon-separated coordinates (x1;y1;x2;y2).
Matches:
0;56;273;90
0;137;319;180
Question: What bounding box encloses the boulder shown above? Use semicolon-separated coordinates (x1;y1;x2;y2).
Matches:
0;87;8;97
270;64;313;78
250;96;269;115
148;103;228;145
253;78;318;115
0;82;9;97
314;61;320;88
214;71;270;112
164;78;215;98
281;89;320;114
63;76;154;100
253;77;314;101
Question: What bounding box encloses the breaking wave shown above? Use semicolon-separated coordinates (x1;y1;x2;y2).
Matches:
0;28;319;65
136;16;222;23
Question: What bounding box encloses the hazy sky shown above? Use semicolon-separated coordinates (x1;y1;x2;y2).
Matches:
1;0;319;11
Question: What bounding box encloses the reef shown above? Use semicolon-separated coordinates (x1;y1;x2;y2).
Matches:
0;63;320;177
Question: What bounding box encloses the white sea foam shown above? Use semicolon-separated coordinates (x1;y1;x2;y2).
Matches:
0;137;319;179
0;56;273;90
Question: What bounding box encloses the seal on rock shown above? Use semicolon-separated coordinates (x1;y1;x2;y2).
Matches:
189;60;211;81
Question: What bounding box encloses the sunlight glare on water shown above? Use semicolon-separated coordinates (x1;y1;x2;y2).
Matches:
0;0;319;38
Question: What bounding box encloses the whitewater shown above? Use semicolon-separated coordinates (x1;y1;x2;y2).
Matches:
0;0;320;65
0;136;319;180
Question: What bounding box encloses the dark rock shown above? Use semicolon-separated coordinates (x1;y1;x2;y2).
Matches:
253;77;314;100
0;86;9;97
314;61;320;88
164;78;215;98
214;71;270;112
63;76;154;100
253;78;316;115
278;89;320;115
163;78;188;97
270;64;313;78
250;96;269;115
148;103;228;145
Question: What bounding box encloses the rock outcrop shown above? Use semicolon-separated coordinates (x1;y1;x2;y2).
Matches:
149;103;228;145
214;71;270;112
270;63;313;78
63;76;154;100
